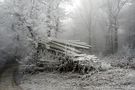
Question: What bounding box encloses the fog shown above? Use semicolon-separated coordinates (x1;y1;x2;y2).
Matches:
60;0;135;55
1;1;135;90
0;0;135;68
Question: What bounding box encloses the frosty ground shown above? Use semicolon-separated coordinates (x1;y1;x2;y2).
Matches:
19;64;135;90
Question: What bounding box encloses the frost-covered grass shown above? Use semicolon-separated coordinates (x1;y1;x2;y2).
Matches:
19;68;135;90
102;52;135;69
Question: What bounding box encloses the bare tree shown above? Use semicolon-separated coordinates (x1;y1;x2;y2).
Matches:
42;0;64;38
104;0;128;54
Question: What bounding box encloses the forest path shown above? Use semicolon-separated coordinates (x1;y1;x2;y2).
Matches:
0;64;22;90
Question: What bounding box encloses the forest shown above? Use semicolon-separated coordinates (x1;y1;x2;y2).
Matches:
0;0;135;90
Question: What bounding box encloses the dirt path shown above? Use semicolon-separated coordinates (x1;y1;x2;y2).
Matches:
0;64;22;90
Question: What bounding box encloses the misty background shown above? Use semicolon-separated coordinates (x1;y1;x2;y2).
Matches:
0;0;135;68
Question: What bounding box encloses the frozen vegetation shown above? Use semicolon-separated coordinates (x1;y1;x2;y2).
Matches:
0;0;135;90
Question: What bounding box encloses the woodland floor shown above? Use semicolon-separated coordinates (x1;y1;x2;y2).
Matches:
19;67;135;90
0;64;22;90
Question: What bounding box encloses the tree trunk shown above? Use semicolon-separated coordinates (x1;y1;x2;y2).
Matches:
105;17;119;55
55;19;59;38
114;28;118;53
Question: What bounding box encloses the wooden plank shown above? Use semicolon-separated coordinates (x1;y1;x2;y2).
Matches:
49;44;80;55
50;39;90;49
49;38;91;48
48;41;81;53
68;40;92;48
48;48;79;57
